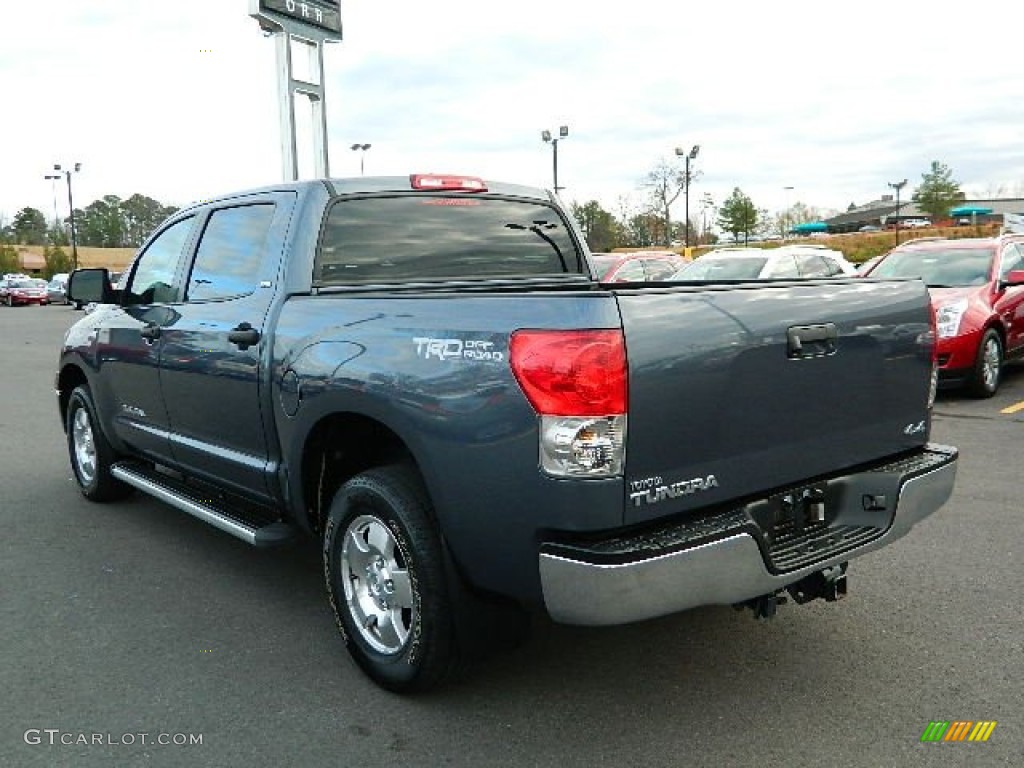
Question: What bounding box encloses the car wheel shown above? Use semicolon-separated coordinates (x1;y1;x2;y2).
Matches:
969;328;1003;398
66;385;132;501
323;464;459;693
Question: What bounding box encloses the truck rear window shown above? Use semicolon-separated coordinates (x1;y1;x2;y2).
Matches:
315;196;582;284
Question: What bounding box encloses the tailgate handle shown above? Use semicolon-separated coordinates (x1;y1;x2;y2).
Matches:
787;323;837;358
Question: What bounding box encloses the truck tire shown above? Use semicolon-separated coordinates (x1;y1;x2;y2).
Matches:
323;464;459;693
969;328;1002;398
66;385;132;502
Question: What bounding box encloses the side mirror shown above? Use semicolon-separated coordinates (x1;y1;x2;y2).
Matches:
1001;269;1024;288
67;269;113;304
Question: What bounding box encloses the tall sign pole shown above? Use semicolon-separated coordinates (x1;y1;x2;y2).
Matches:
249;1;341;181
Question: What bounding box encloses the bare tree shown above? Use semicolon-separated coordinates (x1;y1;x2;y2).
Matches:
698;193;716;243
641;159;688;247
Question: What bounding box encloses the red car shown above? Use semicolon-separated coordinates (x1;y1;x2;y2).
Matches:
1;278;49;306
864;234;1024;396
589;250;690;282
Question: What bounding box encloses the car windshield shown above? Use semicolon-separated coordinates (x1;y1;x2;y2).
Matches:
671;256;769;280
589;254;618;279
869;247;994;287
10;280;34;289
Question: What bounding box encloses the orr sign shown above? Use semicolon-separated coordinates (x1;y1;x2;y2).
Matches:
255;0;342;37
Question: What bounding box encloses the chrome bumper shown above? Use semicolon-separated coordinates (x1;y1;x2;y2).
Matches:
540;445;958;626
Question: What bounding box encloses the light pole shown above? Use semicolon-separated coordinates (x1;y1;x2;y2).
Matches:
674;144;700;248
44;173;62;237
783;185;795;238
888;178;908;245
350;143;371;175
53;163;81;270
541;126;569;194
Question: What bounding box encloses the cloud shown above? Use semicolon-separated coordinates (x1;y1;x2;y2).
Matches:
2;0;1022;229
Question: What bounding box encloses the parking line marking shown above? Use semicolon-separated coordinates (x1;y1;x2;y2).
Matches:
1000;401;1024;414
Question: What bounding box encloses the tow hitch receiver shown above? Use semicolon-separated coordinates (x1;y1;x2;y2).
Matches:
734;592;788;620
786;563;848;604
734;563;848;619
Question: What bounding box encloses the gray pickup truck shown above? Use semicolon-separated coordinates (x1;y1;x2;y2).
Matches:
59;174;958;692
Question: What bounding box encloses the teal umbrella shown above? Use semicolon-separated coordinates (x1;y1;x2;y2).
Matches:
949;205;993;216
790;221;828;233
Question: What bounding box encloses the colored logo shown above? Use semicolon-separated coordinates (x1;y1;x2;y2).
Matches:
920;721;997;742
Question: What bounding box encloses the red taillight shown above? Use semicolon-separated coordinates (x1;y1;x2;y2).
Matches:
927;303;938;408
510;330;627;416
409;174;487;192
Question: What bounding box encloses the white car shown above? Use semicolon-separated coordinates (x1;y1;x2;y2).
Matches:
672;244;857;280
901;219;932;229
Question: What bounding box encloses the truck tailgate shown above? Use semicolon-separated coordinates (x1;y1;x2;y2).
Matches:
617;279;933;525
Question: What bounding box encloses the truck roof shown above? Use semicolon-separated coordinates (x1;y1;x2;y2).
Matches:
178;176;552;214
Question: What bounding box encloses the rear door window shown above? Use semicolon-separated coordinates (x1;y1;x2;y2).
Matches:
187;204;275;301
795;253;831;277
999;244;1024;279
764;254;799;278
316;196;582;284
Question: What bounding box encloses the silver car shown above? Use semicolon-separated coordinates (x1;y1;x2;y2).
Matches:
47;276;69;305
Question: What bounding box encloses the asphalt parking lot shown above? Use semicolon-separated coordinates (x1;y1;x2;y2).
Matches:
2;304;1022;767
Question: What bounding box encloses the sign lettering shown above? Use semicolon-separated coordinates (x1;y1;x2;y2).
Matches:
259;0;341;35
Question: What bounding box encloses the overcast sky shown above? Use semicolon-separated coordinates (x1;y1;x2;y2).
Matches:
3;0;1023;228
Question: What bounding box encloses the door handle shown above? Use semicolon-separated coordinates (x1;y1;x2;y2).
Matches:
139;323;162;341
787;323;838;358
228;322;261;351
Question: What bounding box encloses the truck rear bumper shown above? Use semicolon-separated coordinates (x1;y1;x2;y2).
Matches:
539;444;957;626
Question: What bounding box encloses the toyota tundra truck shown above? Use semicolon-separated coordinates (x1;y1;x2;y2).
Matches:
58;174;958;692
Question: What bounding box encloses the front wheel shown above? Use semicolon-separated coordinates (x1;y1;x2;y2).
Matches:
66;385;132;501
968;328;1002;398
323;465;459;693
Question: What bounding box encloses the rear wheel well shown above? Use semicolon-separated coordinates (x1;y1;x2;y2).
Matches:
57;365;89;430
301;414;419;537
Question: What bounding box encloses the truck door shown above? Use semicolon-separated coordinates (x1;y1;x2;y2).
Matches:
157;195;292;501
97;216;197;463
996;243;1024;354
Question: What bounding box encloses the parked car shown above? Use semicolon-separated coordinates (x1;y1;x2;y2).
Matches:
862;234;1024;396
47;275;70;304
858;225;881;233
902;219;932;229
670;244;857;280
590;250;690;282
1;277;49;306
